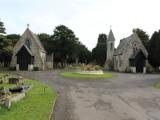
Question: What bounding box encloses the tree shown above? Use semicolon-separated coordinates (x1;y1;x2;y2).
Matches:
148;30;160;68
50;25;79;66
38;33;51;53
0;21;16;67
0;35;12;67
92;34;107;66
0;20;6;34
74;41;92;64
133;28;149;48
6;34;20;47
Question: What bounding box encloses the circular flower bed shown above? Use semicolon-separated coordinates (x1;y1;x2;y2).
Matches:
76;70;104;75
60;72;113;79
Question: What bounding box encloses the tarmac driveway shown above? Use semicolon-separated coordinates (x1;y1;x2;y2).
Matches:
17;71;160;120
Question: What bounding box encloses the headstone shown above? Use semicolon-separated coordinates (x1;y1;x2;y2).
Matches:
9;78;19;84
0;80;3;84
4;98;11;109
0;87;5;99
16;64;19;71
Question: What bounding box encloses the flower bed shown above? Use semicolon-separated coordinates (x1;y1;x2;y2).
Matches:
76;70;104;75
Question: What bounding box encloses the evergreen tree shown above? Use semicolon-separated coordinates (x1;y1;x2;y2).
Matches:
133;28;149;48
92;34;107;66
148;30;160;68
38;33;51;53
0;20;6;34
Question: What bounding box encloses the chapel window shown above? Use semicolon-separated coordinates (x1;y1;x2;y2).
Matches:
110;43;113;50
25;39;31;49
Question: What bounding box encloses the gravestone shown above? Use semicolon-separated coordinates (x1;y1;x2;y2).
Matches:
0;87;5;99
9;78;19;84
0;80;3;84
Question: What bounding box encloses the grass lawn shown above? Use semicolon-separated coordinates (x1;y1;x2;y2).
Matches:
0;78;57;120
60;72;113;79
154;81;160;89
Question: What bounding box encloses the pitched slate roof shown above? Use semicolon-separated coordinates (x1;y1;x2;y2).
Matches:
31;31;46;52
114;35;132;55
14;28;46;55
108;29;115;41
114;32;148;57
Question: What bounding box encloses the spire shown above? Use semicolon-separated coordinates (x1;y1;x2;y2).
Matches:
108;28;115;41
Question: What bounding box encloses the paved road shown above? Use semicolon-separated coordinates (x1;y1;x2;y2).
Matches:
16;71;160;120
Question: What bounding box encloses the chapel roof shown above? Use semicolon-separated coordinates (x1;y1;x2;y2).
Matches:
114;32;148;57
15;28;46;55
25;28;46;52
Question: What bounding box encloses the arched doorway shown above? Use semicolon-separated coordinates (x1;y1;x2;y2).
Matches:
16;46;33;70
129;50;146;73
135;51;146;73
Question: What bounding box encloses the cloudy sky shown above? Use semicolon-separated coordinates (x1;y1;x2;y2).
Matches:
1;0;160;50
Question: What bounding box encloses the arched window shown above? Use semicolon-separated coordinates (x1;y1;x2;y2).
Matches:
110;43;113;50
25;39;31;49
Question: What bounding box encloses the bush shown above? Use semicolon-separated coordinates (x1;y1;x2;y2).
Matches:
83;65;94;71
125;67;131;73
82;64;102;71
94;65;102;70
146;63;155;73
65;64;81;70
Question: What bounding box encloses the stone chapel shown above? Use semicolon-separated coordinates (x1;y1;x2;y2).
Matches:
11;27;47;71
105;29;148;73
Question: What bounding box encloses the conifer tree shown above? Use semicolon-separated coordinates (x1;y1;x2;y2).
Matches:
0;20;6;34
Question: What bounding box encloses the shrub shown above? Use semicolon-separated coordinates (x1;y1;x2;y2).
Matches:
83;65;94;71
65;64;81;70
94;65;102;70
146;63;155;73
125;67;131;73
82;64;102;71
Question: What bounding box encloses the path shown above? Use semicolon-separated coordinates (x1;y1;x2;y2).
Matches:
18;71;160;120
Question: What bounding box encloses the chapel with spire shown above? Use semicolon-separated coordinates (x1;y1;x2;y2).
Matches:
105;28;148;73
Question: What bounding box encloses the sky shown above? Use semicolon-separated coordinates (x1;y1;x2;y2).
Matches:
1;0;160;50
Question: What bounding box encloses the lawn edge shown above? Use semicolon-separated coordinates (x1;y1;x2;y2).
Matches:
48;94;58;120
154;81;160;89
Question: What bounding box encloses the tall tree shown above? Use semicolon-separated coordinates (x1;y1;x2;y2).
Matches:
148;30;160;68
74;41;92;64
0;20;6;34
38;33;51;53
0;20;14;67
133;28;149;48
92;34;107;66
50;25;78;66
